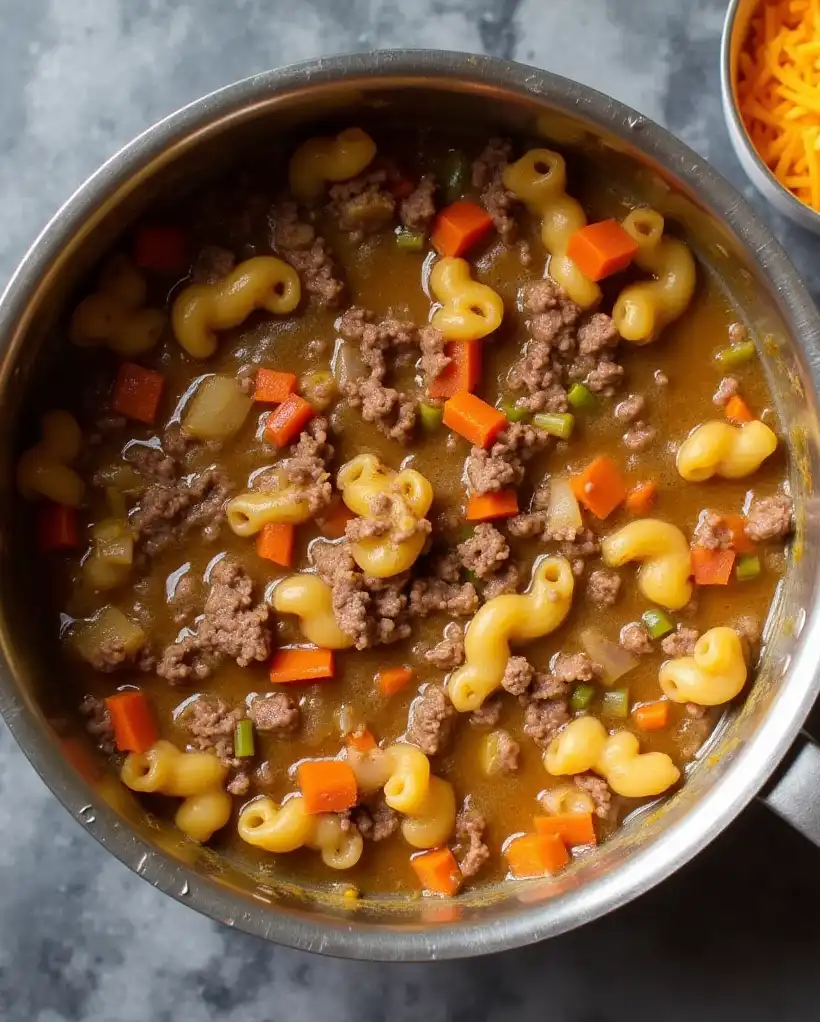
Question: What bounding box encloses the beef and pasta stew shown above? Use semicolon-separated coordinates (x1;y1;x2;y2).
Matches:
20;125;792;898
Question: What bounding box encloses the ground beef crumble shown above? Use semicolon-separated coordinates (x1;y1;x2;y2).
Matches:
713;376;739;406
255;417;334;514
620;621;653;655
423;622;465;670
575;774;614;820
452;799;491;878
270;200;345;307
353;797;399;842
745;494;793;541
586;569;621;607
399;174;437;231
191;245;235;285
469;695;503;728
178;695;243;767
405;684;456;756
490;729;520;773
661;625;700;658
248;692;300;734
522;697;570;749
128;437;233;561
501;655;533;696
457;523;510;579
157;558;271;683
482;564;521;599
466;423;551;495
472;137;520;242
78;694;115;754
692;510;733;550
507;279;623;413
327;170;396;239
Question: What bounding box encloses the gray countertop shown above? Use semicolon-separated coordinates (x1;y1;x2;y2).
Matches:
2;2;820;1019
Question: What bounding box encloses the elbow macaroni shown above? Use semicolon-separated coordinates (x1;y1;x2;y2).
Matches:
502;149;601;308
17;409;85;506
448;556;575;712
237;795;363;868
400;776;457;849
271;573;355;649
676;420;778;482
544;719;681;799
659;626;747;706
429;257;505;341
337;454;433;578
226;488;313;536
121;740;231;843
601;519;693;611
383;743;432;814
346;745;393;794
69;254;165;357
288;127;377;201
612;209;696;344
172;256;301;359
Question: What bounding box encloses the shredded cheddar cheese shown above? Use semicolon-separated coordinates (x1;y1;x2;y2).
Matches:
738;0;820;210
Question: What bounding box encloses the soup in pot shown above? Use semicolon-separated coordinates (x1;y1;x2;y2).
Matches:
18;125;792;897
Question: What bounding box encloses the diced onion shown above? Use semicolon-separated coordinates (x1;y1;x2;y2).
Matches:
547;477;582;535
580;628;638;686
182;375;252;440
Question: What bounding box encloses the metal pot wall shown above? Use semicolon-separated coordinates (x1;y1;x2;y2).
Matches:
1;51;820;960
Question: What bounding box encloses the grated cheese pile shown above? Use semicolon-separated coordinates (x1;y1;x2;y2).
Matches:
737;0;820;210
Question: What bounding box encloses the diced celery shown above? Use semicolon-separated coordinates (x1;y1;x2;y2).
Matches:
234;719;255;758
533;411;575;439
642;608;674;639
419;401;444;430
396;228;426;251
736;554;762;581
499;400;531;423
441;150;469;203
570;683;596;712
601;688;629;719
715;340;756;368
567;383;596;410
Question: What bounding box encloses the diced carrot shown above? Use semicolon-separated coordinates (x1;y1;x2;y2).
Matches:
132;225;187;271
625;480;658;516
317;498;356;540
429;341;482;399
254;368;298;404
269;647;334;683
297;759;358;814
256;522;295;567
431;201;494;257
443;391;506;448
570;456;628;519
111;362;165;425
265;393;314;447
725;394;754;423
105;690;158;754
377;666;414;696
634;700;670;731
410;847;463;895
346;728;377;752
38;502;79;552
566;219;639;281
533;812;597;848
722;512;755;554
390;176;416;199
691;546;735;585
465;489;519;521
506;832;570;878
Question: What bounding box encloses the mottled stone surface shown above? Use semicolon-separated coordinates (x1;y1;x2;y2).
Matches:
2;2;820;1020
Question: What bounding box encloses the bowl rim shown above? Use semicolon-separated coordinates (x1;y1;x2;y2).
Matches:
2;48;820;961
720;0;820;226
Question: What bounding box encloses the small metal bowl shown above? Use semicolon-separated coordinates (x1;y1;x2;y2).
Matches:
721;0;820;233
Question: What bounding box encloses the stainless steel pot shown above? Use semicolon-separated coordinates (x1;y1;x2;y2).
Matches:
2;50;820;961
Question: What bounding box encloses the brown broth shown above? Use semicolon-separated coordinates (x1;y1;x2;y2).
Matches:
33;126;789;896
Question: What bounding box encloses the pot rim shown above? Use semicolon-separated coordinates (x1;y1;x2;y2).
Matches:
2;49;820;961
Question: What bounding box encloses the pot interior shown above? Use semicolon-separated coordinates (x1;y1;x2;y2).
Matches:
1;59;818;956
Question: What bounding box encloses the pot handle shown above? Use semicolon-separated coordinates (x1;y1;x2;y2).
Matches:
761;732;820;846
